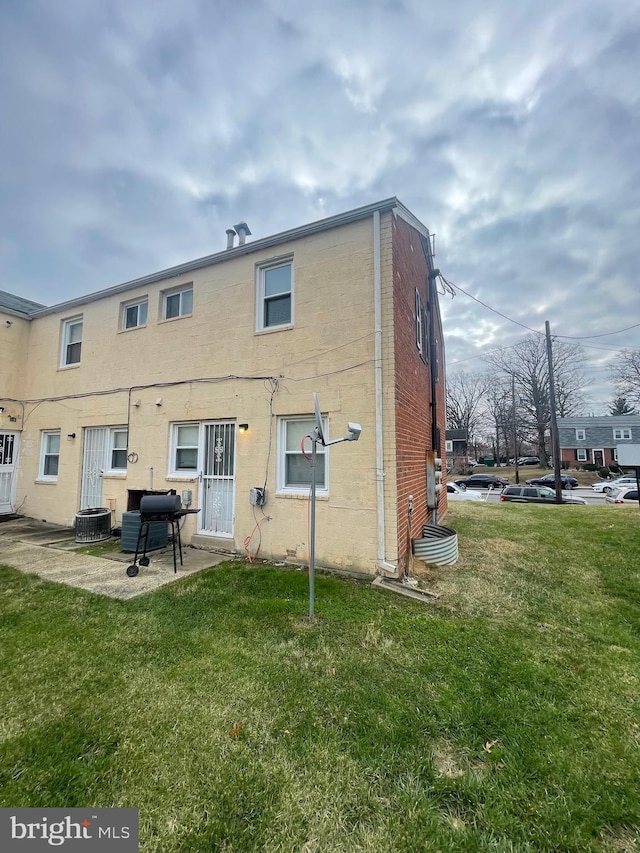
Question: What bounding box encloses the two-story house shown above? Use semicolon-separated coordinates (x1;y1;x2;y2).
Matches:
0;198;446;576
558;415;640;469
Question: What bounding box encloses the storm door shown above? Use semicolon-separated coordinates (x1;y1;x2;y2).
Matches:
199;422;235;537
0;431;19;514
80;427;110;509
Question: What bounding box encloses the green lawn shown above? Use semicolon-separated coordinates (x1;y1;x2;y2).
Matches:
1;503;639;852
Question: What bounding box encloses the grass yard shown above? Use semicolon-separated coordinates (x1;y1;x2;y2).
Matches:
1;503;639;852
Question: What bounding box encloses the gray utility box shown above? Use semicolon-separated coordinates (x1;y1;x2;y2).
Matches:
120;511;168;553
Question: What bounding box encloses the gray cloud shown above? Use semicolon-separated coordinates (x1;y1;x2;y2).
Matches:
1;0;639;409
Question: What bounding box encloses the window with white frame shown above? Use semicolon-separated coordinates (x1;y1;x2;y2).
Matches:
257;260;292;330
170;423;199;474
576;448;587;462
121;298;148;330
60;317;83;367
612;448;618;461
39;431;61;480
613;428;632;440
279;416;327;492
163;285;193;320
109;429;128;471
445;440;453;453
575;429;586;441
415;290;423;355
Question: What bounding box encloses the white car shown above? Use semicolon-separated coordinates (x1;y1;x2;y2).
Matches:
591;476;638;494
605;487;639;505
447;482;484;502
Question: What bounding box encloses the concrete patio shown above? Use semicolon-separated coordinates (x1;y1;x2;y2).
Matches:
0;516;231;599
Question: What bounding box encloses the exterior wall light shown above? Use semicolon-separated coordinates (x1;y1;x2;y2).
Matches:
238;423;249;433
67;433;76;440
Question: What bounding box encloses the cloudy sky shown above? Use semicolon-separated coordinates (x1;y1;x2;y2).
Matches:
1;0;639;411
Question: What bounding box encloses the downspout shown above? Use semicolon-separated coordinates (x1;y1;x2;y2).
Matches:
428;268;440;525
373;210;396;574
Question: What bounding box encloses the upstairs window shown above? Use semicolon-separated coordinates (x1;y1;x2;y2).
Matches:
257;260;293;330
415;290;423;355
61;317;83;367
575;429;586;441
415;290;430;363
613;428;632;440
163;285;193;320
122;298;148;330
40;431;60;480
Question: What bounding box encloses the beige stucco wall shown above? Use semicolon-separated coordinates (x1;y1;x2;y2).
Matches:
0;311;30;408
13;217;396;574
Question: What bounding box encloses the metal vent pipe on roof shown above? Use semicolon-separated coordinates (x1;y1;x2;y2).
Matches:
225;228;236;250
234;222;251;246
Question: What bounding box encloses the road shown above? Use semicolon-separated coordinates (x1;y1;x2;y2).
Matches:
480;487;606;505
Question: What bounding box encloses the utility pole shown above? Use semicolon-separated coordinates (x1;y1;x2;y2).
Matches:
512;374;519;484
545;321;563;502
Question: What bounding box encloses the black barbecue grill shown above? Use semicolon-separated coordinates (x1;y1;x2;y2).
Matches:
125;493;200;577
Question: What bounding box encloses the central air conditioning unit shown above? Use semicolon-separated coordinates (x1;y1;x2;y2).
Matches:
120;511;168;553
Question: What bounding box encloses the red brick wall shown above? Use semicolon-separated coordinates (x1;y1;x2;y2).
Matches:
392;216;447;573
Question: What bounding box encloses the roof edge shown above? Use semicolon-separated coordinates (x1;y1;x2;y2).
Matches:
29;197;410;318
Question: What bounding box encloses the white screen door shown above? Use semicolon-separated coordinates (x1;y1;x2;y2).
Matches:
0;432;19;514
199;422;235;536
80;427;110;509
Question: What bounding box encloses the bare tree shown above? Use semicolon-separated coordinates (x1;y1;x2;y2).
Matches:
610;349;640;406
446;371;491;446
485;334;586;465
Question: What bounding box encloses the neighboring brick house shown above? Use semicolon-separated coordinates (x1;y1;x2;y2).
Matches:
558;416;640;468
0;198;446;576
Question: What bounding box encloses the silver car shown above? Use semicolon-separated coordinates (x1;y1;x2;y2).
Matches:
591;476;638;494
605;487;640;505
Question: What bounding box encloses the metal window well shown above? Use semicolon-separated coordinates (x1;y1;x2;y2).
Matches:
412;524;459;565
75;507;112;543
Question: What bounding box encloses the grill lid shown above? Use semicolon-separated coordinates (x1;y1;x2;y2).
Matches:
139;494;182;516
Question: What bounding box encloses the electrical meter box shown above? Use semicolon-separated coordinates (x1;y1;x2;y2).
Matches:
250;487;266;506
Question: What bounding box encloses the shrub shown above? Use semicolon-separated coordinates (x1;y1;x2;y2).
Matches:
582;463;598;471
609;464;622;474
598;467;611;480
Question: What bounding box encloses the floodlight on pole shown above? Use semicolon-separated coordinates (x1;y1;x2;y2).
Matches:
308;393;361;620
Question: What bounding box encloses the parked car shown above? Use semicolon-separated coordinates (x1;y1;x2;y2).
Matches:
605;487;640;505
591;476;638;494
500;486;587;505
525;473;579;490
518;456;541;465
455;473;509;490
447;482;484;502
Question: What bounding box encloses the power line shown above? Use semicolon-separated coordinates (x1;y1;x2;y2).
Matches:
554;322;640;340
440;273;639;342
439;274;544;336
